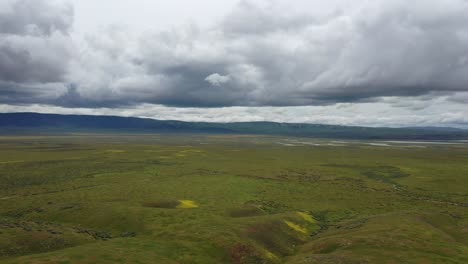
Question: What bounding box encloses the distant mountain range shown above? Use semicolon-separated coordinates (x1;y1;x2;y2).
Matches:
0;112;467;140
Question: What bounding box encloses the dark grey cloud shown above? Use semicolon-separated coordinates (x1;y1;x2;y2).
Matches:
0;0;73;105
0;80;65;105
0;40;69;83
1;0;468;109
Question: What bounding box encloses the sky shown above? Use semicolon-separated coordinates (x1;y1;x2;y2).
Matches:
1;0;468;127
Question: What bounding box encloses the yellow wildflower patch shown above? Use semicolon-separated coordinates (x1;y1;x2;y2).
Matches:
176;200;199;209
264;250;278;260
297;211;316;223
284;220;307;234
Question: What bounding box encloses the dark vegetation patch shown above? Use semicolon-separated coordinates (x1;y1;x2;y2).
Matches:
336;218;368;230
315;242;342;254
321;164;409;184
0;218;94;258
311;211;330;223
362;166;410;183
59;203;81;210
3;207;36;219
227;205;265;218
244;200;289;214
276;169;321;182
246;219;305;257
120;231;136;237
228;243;264;264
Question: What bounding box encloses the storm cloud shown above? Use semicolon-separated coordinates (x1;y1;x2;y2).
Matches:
0;0;73;104
1;0;468;110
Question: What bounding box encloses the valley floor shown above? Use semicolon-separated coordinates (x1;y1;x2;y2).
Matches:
0;134;467;263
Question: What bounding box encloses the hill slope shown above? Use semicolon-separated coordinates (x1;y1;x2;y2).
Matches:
0;112;467;140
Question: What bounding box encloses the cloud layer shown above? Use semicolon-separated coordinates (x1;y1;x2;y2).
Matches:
0;0;467;124
2;93;468;128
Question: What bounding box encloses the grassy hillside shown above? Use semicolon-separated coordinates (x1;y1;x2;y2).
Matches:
0;134;467;263
1;112;468;140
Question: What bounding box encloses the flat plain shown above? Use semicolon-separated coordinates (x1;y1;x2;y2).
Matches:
0;134;467;263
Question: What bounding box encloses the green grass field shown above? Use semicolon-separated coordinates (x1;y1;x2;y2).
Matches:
0;134;467;263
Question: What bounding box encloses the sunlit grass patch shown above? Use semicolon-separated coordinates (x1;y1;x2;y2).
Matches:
142;200;179;209
179;149;204;153
0;160;24;164
0;195;18;200
176;200;198;209
264;249;279;261
297;211;316;223
284;220;307;234
105;150;125;153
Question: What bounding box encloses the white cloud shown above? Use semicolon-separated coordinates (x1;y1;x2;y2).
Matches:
2;92;468;128
205;73;231;86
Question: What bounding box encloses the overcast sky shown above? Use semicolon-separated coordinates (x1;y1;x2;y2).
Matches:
1;0;468;127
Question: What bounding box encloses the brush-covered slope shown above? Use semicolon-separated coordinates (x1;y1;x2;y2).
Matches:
1;112;467;140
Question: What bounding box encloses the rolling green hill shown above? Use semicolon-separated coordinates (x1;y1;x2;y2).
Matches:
0;134;467;263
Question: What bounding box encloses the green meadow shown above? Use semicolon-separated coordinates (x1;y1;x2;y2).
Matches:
0;134;467;263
